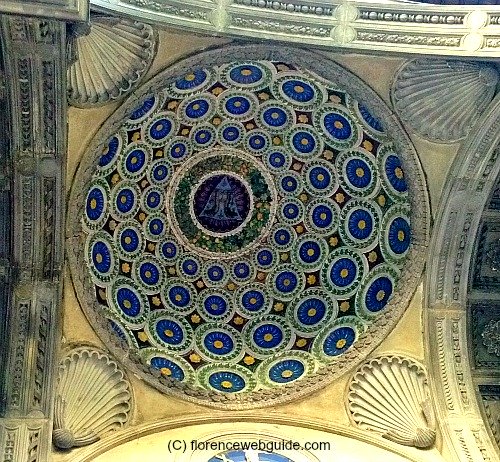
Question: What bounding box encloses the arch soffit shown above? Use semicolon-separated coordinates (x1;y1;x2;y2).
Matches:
60;413;439;462
424;92;500;462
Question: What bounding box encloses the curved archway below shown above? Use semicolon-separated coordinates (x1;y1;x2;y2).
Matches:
64;416;445;462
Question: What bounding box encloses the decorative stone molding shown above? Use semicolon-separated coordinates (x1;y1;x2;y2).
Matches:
91;0;500;57
391;59;499;143
347;355;436;449
68;16;157;108
53;413;428;462
0;0;88;22
0;15;71;461
0;420;51;462
424;92;500;461
479;385;500;448
53;347;132;450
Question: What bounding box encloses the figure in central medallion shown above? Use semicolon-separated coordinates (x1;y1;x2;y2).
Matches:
194;174;250;234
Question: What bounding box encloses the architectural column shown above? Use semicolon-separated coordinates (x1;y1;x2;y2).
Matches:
0;4;86;460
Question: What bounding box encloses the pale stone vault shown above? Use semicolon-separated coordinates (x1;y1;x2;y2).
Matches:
0;1;499;462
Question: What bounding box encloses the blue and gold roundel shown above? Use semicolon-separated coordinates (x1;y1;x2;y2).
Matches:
147;311;193;353
340;200;381;251
236;283;271;317
274;74;325;109
218;121;244;146
321;248;366;297
257;351;315;387
269;359;304;383
126;95;158;127
150;356;186;381
170;68;215;95
86;232;117;283
143;112;177;146
157;238;180;263
98;134;122;174
244;315;292;358
258;101;294;133
196;323;243;362
143;351;194;384
109;278;149;327
304;160;337;195
165;138;191;164
286;125;323;159
269;264;304;300
162;278;196;314
199;364;257;393
191;124;216;149
148;159;172;185
115;221;143;259
177;254;201;281
292;234;328;271
337;149;379;198
288;288;337;336
79;55;417;400
84;180;109;230
221;61;271;90
313;316;365;361
200;289;234;322
133;256;165;294
306;198;340;235
380;205;411;262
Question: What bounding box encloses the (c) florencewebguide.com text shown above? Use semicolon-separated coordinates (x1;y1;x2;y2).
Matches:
166;439;332;454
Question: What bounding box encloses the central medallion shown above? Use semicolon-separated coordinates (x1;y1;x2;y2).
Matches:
192;173;252;236
167;149;277;259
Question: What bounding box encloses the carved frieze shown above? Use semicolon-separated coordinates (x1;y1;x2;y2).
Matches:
471;302;500;370
91;0;500;57
479;385;500;448
0;14;69;462
0;0;88;22
482;320;500;357
0;420;51;462
472;221;500;291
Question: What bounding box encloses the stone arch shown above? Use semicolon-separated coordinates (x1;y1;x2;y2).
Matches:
424;92;500;461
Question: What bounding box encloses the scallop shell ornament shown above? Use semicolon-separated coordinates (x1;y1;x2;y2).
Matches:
347;355;436;449
391;59;499;143
53;347;132;450
68;17;157;107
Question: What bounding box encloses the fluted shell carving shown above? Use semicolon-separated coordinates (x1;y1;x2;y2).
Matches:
347;355;436;449
391;59;499;143
53;347;132;450
68;17;157;108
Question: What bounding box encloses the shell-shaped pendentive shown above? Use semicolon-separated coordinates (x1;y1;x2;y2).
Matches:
68;17;157;108
347;355;436;449
391;59;499;143
53;347;132;450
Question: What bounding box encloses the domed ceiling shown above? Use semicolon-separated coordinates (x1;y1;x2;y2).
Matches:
68;46;429;408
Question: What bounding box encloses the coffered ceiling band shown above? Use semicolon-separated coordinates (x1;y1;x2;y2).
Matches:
91;0;500;57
